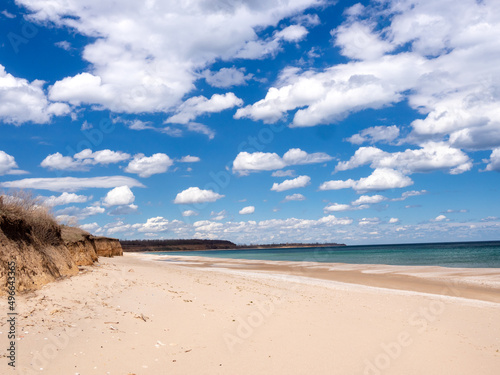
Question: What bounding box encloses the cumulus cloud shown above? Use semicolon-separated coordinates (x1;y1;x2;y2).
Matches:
0;176;144;192
233;152;286;174
173;187;224;204
271;175;311;192
182;210;199;217
433;215;447;222
41;149;131;171
333;21;394;61
283;193;306;201
388;218;399;224
0;151;26;175
234;53;425;125
0;65;69;125
42;192;89;206
202;67;252;88
239;206;255;215
103;186;135;207
484;148;500;172
235;0;500;157
335;142;472;175
347;125;400;145
125;153;173;178
17;0;321;115
233;148;332;175
179;155;200;163
351;195;386;205
320;168;413;193
166;93;243;124
79;222;100;233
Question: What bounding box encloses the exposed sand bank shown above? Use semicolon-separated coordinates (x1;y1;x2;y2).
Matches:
1;253;499;374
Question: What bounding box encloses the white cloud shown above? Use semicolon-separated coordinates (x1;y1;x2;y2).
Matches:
272;170;296;177
484;148;500;172
41;149;131;171
392;190;427;201
182;210;199;217
42;192;89;206
335;142;472;175
233;152;286;174
202;67;252;88
103;186;135;207
351;195;386;205
235;0;500;155
283;193;306;201
0;176;144;192
56;205;105;220
276;24;308;42
0;64;70;125
324;203;352;212
333;21;394;61
0;150;26;175
18;0;322;115
1;10;16;18
271;175;311;192
239;206;255;215
74;149;131;164
320;168;413;193
234;24;309;60
434;215;447;222
319;179;356;191
211;210;227;221
166;93;243;124
173;187;224;204
163;122;216;140
79;222;100;233
282;148;333;165
347;125;400;145
179;155;200;163
323;203;369;213
358;217;380;226
388;218;399;224
354;168;414;192
233;148;332;175
125;153;173;178
55;40;72;51
234;53;425;125
40;153;84;171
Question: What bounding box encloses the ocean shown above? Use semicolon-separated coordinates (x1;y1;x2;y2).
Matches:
154;241;500;268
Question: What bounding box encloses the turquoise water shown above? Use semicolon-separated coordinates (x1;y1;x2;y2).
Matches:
153;241;500;268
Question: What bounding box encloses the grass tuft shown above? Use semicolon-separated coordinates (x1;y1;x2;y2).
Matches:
0;190;61;246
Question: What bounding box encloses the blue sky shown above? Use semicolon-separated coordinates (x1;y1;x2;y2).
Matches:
0;0;499;245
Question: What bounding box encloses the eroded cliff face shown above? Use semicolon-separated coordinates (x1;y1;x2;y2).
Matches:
0;223;122;295
0;216;79;294
61;226;99;266
92;237;123;257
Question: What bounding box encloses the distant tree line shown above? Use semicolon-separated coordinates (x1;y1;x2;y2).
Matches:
120;239;345;252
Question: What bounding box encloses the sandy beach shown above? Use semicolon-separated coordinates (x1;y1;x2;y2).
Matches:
1;253;500;374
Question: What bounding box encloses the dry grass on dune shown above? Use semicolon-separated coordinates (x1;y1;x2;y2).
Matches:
0;190;61;246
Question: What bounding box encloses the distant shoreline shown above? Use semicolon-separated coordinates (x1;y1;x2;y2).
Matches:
121;239;346;253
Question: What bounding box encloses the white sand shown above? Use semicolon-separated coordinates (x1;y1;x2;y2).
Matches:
1;253;499;374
